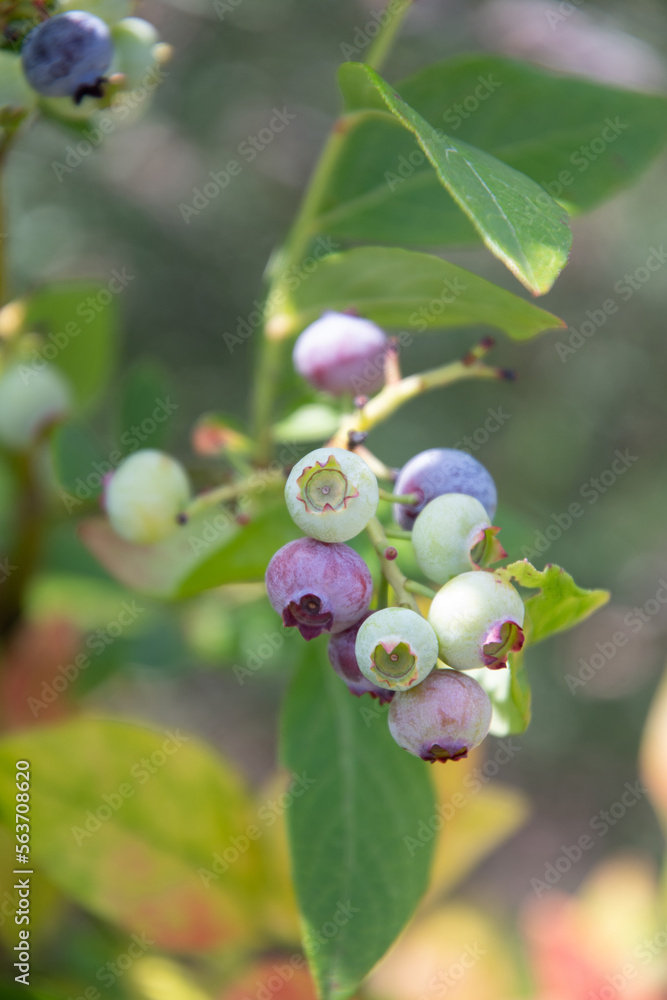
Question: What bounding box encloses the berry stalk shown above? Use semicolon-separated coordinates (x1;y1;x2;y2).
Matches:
365;0;415;72
182;466;284;520
377;489;419;505
328;352;510;448
365;516;419;613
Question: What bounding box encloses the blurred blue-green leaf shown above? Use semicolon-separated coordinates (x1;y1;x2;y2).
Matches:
24;283;119;409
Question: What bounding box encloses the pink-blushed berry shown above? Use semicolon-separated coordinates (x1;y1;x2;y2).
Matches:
393;448;497;530
355;607;439;692
388;668;492;762
292;311;388;397
265;537;373;640
328;614;393;702
428;570;525;671
285;446;378;543
412;493;505;584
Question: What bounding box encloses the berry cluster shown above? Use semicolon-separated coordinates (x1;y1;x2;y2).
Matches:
264;313;527;763
10;5;162;106
92;312;527;764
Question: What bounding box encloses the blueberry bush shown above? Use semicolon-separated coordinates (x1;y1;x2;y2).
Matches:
0;1;666;998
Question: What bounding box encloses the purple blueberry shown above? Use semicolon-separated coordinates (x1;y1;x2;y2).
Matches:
265;537;373;640
292;311;388;397
393;448;497;530
388;669;492;762
21;11;113;102
328;614;394;703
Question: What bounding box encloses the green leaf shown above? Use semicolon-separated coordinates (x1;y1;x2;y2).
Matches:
79;497;296;599
471;561;608;734
319;113;479;247
117;360;175;452
0;718;265;951
280;642;436;1000
176;501;298;598
472;560;609;734
322;56;667;252
471;648;531;737
272;403;341;444
24;283;119;408
497;559;610;645
51;420;108;501
399;55;667;216
0;988;65;1000
275;246;563;341
336;64;571;295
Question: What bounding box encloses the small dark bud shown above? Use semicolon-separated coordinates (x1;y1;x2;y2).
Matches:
347;430;368;449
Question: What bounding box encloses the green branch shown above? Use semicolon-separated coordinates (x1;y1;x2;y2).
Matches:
366;0;415;72
366;516;419;612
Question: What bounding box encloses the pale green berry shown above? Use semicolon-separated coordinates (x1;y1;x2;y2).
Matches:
285;446;379;543
428;571;525;671
111;17;160;91
105;449;190;544
355;607;439;692
412;493;504;584
0;363;71;450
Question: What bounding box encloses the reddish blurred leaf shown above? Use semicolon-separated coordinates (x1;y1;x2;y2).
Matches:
0;618;81;730
220;959;318;1000
0;718;269;951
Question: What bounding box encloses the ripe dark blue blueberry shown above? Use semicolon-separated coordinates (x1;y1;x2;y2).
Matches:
393;448;497;530
265;537;373;640
388;668;492;762
328;614;393;703
21;11;113;102
292;311;388;397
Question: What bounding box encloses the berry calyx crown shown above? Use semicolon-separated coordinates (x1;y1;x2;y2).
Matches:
296;454;359;514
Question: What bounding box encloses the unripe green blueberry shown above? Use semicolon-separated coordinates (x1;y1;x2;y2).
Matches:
0;362;71;450
105;449;191;544
355;607;438;692
412;493;505;583
110;17;159;90
428;571;525;671
285;446;379;543
388;668;492;762
328;613;393;702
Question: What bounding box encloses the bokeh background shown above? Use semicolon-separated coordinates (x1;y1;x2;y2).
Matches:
4;0;667;996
